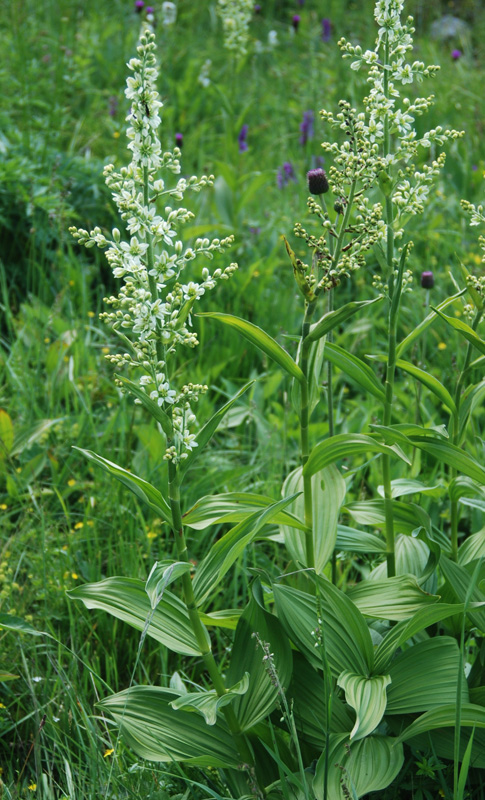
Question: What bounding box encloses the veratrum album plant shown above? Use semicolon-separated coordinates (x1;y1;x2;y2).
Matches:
68;6;485;800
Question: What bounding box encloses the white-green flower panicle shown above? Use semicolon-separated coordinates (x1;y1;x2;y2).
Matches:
69;29;237;464
217;0;254;57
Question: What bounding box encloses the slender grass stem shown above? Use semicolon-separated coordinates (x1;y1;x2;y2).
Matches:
300;300;317;568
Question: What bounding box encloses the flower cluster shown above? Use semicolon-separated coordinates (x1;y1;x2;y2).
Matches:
217;0;254;57
70;30;237;463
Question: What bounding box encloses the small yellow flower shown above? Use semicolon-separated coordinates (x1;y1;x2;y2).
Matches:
0;702;6;708
101;347;110;355
454;309;462;317
67;479;76;487
87;311;96;318
113;131;120;139
74;522;84;530
71;573;79;580
28;784;37;792
0;504;7;510
438;342;447;350
44;337;51;344
69;280;75;287
147;531;158;539
104;748;115;758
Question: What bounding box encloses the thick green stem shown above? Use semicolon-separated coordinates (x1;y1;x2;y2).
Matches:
300;300;317;568
450;309;482;560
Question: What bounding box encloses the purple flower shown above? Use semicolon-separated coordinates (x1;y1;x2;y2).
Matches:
299;110;314;146
249;226;261;236
254;4;261;13
297;0;305;5
135;0;144;10
238;124;249;153
307;168;329;195
175;132;183;148
277;162;297;188
292;14;301;31
321;18;331;42
420;271;434;289
451;48;462;60
314;155;325;169
146;5;154;12
108;96;118;118
472;164;478;171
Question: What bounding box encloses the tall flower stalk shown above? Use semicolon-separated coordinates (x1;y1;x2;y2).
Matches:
69;27;255;771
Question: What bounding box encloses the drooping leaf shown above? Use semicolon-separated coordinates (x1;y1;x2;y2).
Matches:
0;614;52;638
0;410;14;456
368;534;437;594
199;609;242;630
337;671;391;740
303;433;410;478
199;313;304;383
180;382;254;477
313;734;404;800
440;557;485;631
395;288;467;359
386;637;468;715
345;499;433;538
335;525;386;554
192;495;299;605
323;342;385;402
73;448;172;525
279;464;346;573
183;491;306;531
397;358;456;413
170;673;250;726
306;296;383;343
396;703;485;744
0;672;20;681
432;307;485;356
377;478;442;499
68;577;206;656
459;380;485;443
347;574;439;621
145;561;192;609
291;335;327;417
98;686;240;766
458;529;485;566
115;374;172;436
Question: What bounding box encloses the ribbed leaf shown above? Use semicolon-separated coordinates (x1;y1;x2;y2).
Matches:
440;557;485;631
306;296;383;343
336;525;386;554
345;499;432;538
98;686;240;766
73;448;172;525
432;307;485;356
396;703;485;744
337;671;391;740
377;478;442;499
386;637;468;714
347;575;439;621
323;342;385;401
199;312;304;383
170;673;249;726
68;577;206;656
115;374;172;436
145;561;191;609
279;464;346;573
313;734;404;800
395;358;456;413
368;534;437;595
192;495;299;605
183;492;306;531
395;288;466;359
303;434;410;478
458;529;485;565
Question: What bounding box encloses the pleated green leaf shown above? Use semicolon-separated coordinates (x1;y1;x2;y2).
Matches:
73;448;172;525
395;288;466;359
440;557;485;631
337;671;391;740
386;637;468;714
313;734;404;800
377;478;442;499
192;495;299;605
396;703;485;745
306;296;383;343
395;358;456;413
323;342;385;401
458;529;485;565
432;307;485;356
183;491;306;531
347;575;439;621
170;673;250;726
345;499;432;538
279;464;346;573
335;525;386;554
145;561;192;609
68;577;206;656
98;686;240;766
199;312;304;383
273;580;374;676
303;433;410;478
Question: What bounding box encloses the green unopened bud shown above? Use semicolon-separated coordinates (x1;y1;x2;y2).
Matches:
283;236;315;301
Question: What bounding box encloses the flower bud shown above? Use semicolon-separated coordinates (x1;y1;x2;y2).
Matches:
420;271;434;289
307;168;329;195
334;199;344;214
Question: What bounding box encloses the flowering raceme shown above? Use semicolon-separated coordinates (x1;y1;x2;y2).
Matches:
70;30;237;463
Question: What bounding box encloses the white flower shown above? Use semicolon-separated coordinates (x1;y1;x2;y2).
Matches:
161;2;177;26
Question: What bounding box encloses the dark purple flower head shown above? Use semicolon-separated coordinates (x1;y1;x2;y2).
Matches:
299;110;314;146
135;0;144;10
146;5;154;12
175;132;183;147
254;3;261;13
307;168;329;195
238;124;249;153
451;48;462;60
421;271;434;289
108;96;118;118
472;164;478;171
297;0;305;5
292;14;301;30
321;17;331;42
249;226;261;236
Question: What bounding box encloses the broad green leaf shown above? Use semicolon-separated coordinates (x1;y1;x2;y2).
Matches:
432;307;485;356
0;409;13;456
345;499;433;538
11;418;63;457
386;637;468;715
313;734;404;800
198;312;304;383
291;335;326;417
337;671;391;740
395;288;467;359
226;587;293;731
306;296;383;343
440;557;485;631
0;614;52;638
287;653;355;746
192;495;299;605
459;381;485;443
0;672;19;681
336;525;386;553
180;382;254;477
280;464;346;573
347;574;439;621
459;529;485;565
183;491;306;532
323;342;385;402
145;561;192;609
377;478;442;499
449;476;485;505
396;703;485;745
73;448;172;526
68;577;206;656
199;609;241;629
395;358;456;413
98;686;240;766
368;534;437;594
170;673;250;726
374;602;485;673
404;727;485;769
303;433;410;478
273;579;374;676
115;374;172;436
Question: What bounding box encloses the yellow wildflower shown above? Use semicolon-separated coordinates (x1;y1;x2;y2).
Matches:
438;342;447;350
28;784;37;792
67;479;76;487
104;748;115;758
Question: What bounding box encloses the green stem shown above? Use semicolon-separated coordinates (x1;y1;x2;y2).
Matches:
450;309;482;561
300;300;317;569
